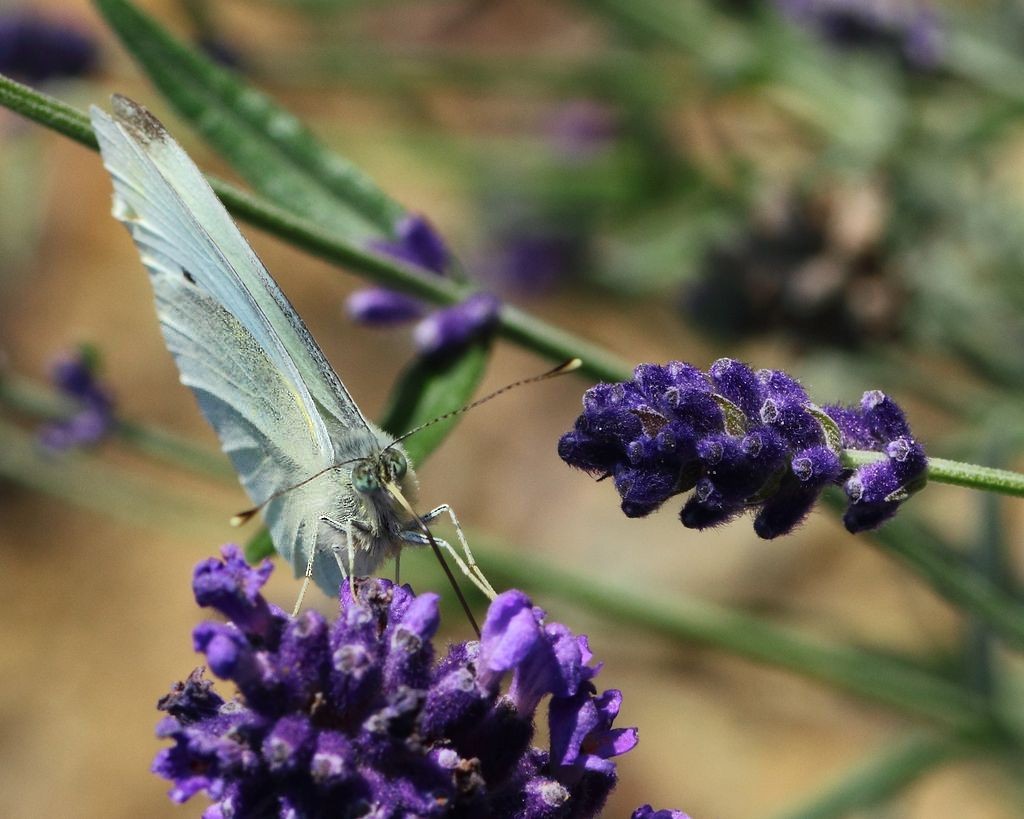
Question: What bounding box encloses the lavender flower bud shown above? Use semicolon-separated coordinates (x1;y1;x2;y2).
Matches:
413;292;501;358
560;358;925;538
369;214;449;275
38;348;116;451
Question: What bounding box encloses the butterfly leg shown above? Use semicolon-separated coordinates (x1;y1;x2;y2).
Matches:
401;529;495;600
292;547;318;617
318;515;357;598
420;504;497;598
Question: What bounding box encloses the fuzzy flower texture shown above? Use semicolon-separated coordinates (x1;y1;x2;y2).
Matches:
559;359;927;537
155;547;684;818
348;215;500;359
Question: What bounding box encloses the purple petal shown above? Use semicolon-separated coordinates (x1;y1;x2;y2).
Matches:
478;591;541;691
347;287;425;325
413;292;501;357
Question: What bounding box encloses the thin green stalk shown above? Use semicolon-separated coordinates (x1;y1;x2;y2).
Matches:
0;373;234;481
843;450;1024;498
767;732;970;819
0;72;633;384
0;417;223;538
474;544;987;732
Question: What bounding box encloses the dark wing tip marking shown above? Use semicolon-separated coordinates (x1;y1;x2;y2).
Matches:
110;94;169;146
182;269;197;284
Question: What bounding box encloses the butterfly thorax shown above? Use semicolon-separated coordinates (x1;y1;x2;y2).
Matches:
334;425;419;540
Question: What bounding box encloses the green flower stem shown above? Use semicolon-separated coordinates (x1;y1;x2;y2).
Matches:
0;372;234;481
766;731;973;819
0;417;224;539
843;449;1024;498
0;72;633;385
473;543;988;732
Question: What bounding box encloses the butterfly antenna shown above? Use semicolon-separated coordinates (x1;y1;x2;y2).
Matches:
230;458;363;526
387;357;582;450
385;481;481;637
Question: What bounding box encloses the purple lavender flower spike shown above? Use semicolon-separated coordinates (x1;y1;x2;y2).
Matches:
157;556;646;816
560;358;925;538
0;13;98;84
413;291;501;358
38;348;116;452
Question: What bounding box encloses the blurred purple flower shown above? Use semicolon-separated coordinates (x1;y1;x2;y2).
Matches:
559;358;926;536
547;100;618;162
482;229;585;296
348;215;501;358
38;349;115;451
154;547;651;817
196;36;245;70
775;0;944;69
0;13;98;83
682;193;904;350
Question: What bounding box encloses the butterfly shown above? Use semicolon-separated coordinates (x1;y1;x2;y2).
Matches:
89;95;498;620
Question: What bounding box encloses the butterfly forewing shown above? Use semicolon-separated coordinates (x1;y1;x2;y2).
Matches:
90;96;380;591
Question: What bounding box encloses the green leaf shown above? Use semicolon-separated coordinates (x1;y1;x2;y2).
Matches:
378;340;492;466
711;393;748;436
245;526;276;563
93;0;404;238
806;403;843;454
246;341;492;563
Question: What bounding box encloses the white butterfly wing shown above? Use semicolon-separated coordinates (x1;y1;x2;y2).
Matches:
90;96;369;588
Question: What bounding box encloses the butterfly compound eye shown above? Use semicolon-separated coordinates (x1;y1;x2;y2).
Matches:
352;462;379;494
382;449;408;482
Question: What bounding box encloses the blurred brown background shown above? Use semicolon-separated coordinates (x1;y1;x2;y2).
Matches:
1;0;1022;817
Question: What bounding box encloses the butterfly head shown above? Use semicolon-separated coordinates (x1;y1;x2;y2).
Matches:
351;448;409;495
